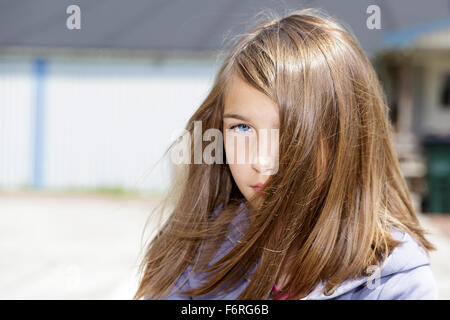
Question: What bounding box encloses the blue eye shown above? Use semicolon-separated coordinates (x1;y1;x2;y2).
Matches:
230;124;251;132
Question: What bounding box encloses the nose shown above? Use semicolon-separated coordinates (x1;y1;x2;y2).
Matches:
249;130;279;175
251;154;276;175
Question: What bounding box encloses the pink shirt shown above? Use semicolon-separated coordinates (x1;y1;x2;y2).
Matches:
272;284;310;300
271;284;290;300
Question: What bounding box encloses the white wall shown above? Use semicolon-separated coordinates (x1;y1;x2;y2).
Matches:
0;59;34;189
415;53;450;135
0;55;219;193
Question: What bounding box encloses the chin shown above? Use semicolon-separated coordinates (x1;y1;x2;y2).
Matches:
247;192;263;208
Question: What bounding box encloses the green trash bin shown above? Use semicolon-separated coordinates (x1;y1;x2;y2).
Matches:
423;136;450;213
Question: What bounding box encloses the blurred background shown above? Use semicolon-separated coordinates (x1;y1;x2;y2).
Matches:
0;0;449;299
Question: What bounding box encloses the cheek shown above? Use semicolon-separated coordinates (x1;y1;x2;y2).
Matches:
228;163;248;187
224;134;257;165
224;137;249;187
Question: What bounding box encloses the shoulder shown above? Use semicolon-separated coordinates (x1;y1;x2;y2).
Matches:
376;264;438;299
319;226;439;300
154;202;252;300
374;227;438;299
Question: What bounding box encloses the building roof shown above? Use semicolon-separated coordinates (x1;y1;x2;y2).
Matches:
383;16;450;50
0;0;449;57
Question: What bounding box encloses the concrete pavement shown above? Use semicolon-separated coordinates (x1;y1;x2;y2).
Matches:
0;192;449;299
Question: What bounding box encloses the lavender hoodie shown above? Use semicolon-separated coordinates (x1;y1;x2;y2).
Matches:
146;202;438;300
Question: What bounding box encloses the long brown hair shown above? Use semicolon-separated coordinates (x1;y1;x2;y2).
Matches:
134;8;436;300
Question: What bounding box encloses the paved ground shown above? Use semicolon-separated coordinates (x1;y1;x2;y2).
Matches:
420;213;450;299
0;191;156;299
0;191;449;299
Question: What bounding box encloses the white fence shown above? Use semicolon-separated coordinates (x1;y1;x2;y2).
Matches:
0;55;219;193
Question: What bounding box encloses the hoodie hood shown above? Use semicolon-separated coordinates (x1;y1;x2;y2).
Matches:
297;226;432;300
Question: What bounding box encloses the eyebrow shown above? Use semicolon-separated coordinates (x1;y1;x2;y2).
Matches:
223;112;279;128
223;113;251;122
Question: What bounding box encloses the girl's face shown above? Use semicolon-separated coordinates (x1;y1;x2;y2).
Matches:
223;74;279;206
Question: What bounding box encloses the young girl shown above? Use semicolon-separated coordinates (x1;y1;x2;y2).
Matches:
134;8;438;300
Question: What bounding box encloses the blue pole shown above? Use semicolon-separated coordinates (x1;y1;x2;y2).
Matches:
32;58;47;189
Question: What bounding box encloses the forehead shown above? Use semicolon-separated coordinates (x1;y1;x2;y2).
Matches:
223;74;279;127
